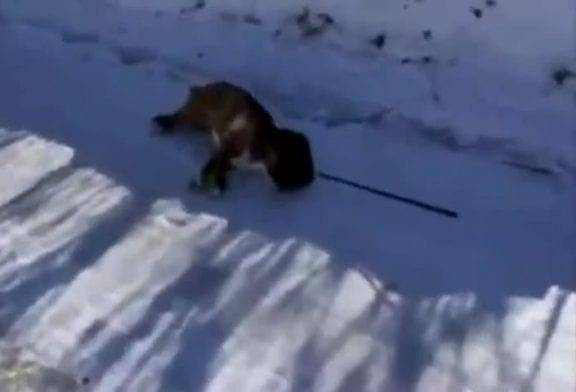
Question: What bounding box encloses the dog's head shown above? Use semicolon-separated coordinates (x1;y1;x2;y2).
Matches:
267;128;315;191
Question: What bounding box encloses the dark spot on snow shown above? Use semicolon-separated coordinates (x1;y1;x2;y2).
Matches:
322;108;390;128
179;0;205;13
471;8;483;18
432;92;441;102
243;15;262;25
370;33;387;49
503;160;555;176
401;57;412;64
421;56;434;64
403;4;409;9
294;8;334;38
196;52;204;58
113;45;158;66
485;0;497;7
81;377;90;385
318;13;334;25
422;30;432;40
295;7;309;26
274;29;282;38
302;26;324;38
551;66;575;87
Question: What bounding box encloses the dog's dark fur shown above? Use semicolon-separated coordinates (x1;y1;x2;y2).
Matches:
152;81;315;193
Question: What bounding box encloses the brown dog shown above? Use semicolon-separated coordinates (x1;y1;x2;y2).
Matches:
152;81;315;194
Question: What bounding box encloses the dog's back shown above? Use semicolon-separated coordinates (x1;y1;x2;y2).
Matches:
180;81;274;135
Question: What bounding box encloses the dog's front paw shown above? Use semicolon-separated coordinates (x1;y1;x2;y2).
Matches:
188;177;224;198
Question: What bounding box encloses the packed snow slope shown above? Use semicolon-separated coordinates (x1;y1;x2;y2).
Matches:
3;0;576;174
0;0;575;391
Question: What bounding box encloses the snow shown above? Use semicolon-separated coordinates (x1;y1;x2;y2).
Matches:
3;0;575;172
0;0;574;391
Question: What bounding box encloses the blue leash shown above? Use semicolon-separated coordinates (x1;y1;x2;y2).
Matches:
317;171;459;219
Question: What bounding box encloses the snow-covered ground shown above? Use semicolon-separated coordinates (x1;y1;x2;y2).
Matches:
0;0;574;391
3;0;575;173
